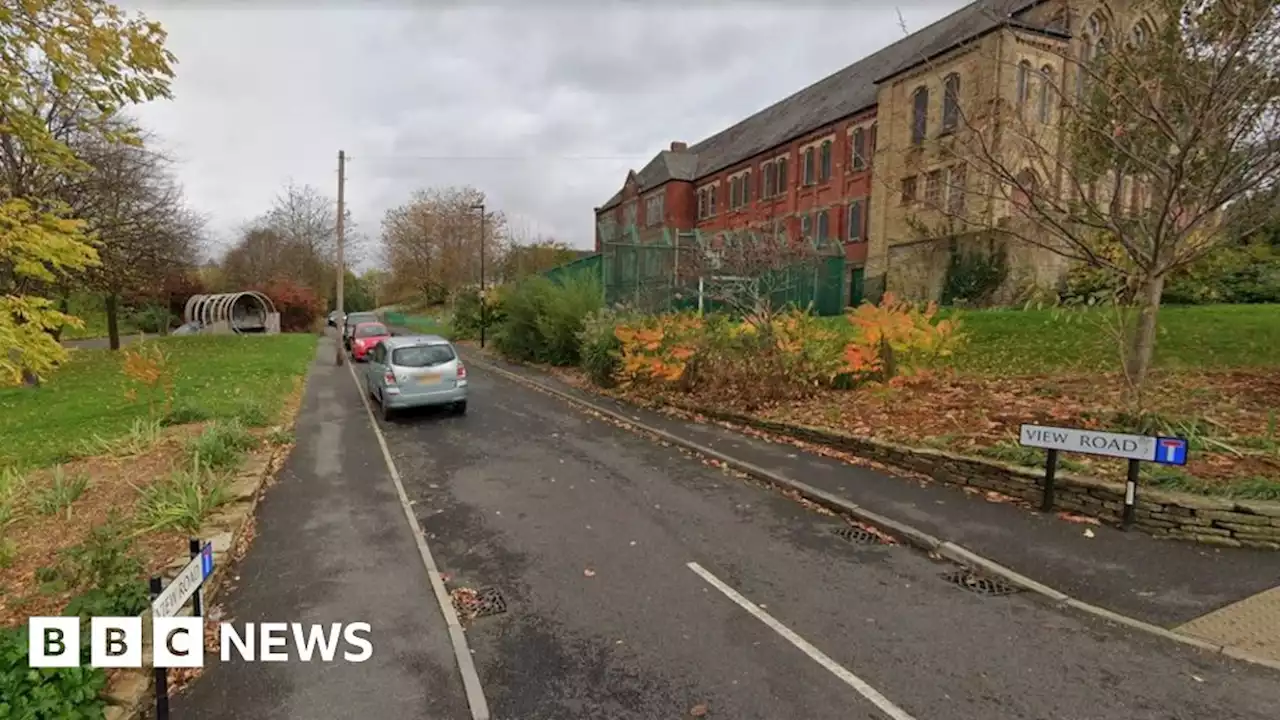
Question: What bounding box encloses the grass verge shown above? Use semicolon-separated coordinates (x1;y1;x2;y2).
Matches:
0;333;317;469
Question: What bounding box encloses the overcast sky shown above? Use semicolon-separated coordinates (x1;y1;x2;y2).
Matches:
126;1;968;265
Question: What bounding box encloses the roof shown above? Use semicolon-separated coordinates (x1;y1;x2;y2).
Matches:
598;0;1050;212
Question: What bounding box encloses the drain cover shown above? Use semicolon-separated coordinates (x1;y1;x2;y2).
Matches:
452;586;508;619
941;569;1021;597
831;526;886;545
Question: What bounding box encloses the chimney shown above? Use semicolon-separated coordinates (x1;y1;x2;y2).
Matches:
670;141;688;152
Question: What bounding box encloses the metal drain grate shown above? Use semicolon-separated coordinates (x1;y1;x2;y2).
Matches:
941;569;1022;597
452;586;508;619
831;525;887;545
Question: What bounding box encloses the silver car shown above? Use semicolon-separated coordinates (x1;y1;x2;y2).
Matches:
363;335;467;420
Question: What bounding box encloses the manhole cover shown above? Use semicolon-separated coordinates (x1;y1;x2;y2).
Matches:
831;526;886;545
941;569;1021;597
451;586;508;619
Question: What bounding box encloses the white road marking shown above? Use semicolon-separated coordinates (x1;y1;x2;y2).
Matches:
345;352;491;720
686;561;918;720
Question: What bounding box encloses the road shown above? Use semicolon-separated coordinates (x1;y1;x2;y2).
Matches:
370;359;1280;720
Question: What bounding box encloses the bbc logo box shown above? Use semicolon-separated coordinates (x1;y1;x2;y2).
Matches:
29;616;205;668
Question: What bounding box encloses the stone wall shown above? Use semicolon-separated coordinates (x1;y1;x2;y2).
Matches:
886;233;1072;304
686;406;1280;550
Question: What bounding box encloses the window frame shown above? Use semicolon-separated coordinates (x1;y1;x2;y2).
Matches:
847;199;865;242
902;175;918;205
851;127;866;171
803;147;816;185
819;140;832;182
942;73;961;133
911;86;929;145
1016;60;1032;111
817;210;830;242
1038;64;1054;123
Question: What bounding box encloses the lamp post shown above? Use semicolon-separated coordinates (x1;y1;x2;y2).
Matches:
470;202;486;348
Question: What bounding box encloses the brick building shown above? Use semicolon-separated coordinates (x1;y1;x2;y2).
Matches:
594;0;1154;306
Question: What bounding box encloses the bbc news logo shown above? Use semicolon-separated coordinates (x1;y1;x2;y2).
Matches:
28;617;373;667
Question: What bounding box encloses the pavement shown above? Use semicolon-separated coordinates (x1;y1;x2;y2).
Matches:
471;354;1280;628
175;335;1280;719
173;337;470;719
60;334;145;350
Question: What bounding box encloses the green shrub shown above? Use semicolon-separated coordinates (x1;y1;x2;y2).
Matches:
57;517;150;619
33;467;90;518
578;307;628;387
450;288;485;340
941;246;1008;307
127;303;173;334
135;455;233;534
493;273;603;365
162;402;213;426
0;625;107;719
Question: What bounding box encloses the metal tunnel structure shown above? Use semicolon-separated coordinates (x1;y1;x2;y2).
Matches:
182;292;281;334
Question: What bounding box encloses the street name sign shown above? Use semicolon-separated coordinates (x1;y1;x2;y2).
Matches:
1018;424;1189;528
152;542;214;618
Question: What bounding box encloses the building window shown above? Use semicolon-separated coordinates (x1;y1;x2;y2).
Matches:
697;189;707;219
911;86;928;145
902;175;917;205
948;164;967;215
1016;60;1032;112
801;213;813;240
817;210;830;242
819;141;832;182
1132;21;1149;46
942;73;960;132
624;200;637;227
803;147;816;185
763;162;775;197
851;127;866;171
645;194;664;226
869;123;877;156
925;169;943;207
777;157;788;193
708;185;717;216
847;199;864;242
1038;65;1053;123
742;170;751;205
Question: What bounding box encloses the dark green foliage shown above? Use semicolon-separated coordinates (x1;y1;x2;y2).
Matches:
51;516;150;618
577;308;625;387
0;625;107;719
126;303;173;334
941;246;1008;307
493;273;603;365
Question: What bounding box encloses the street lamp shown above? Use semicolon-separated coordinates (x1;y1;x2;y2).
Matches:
470;202;486;348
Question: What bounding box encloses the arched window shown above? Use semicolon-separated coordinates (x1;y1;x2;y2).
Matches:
851;127;866;170
1131;21;1149;46
1038;65;1053;123
819;140;832;181
942;73;961;132
1016;61;1032;111
911;86;928;145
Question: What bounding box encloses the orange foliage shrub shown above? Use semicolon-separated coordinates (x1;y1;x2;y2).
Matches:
121;341;175;417
842;293;964;382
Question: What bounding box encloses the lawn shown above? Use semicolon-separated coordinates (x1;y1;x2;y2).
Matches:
942;304;1280;375
0;333;318;469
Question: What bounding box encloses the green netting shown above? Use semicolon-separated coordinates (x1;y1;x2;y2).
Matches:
542;253;603;285
598;224;847;316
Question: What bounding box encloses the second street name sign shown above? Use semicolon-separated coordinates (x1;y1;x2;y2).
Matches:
1020;424;1156;462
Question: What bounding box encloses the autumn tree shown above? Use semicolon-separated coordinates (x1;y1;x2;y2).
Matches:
0;0;175;383
257;182;359;295
497;223;583;282
912;0;1280;392
381;186;506;304
220;225;317;290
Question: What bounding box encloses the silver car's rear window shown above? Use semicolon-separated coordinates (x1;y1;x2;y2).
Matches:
393;344;456;367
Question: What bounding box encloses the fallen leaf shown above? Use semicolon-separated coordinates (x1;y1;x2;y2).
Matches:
690;703;709;717
1084;528;1096;538
584;569;596;577
1058;512;1101;526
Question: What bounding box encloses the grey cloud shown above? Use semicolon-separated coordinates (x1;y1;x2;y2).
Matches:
127;1;967;261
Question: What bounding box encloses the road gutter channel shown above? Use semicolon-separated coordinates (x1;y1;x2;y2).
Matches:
467;355;1280;675
344;359;492;720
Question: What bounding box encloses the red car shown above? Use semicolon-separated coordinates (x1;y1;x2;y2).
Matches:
350;321;391;362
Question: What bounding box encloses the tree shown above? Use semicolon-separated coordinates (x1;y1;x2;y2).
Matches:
0;0;176;383
72;127;203;349
497;223;583;282
258;182;358;295
380;186;506;304
220;225;320;290
910;0;1280;392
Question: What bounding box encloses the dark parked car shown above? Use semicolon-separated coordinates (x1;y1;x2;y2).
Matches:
342;312;379;349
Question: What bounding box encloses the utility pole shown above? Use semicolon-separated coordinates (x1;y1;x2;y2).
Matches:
335;150;346;366
471;202;486;348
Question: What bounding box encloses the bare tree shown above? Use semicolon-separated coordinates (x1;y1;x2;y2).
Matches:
257;182;364;293
221;225;320;290
380;186;507;303
899;0;1280;392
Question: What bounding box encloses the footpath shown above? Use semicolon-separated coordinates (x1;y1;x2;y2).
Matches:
458;347;1280;669
174;336;471;719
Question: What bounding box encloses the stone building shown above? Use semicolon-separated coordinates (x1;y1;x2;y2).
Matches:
593;0;1157;306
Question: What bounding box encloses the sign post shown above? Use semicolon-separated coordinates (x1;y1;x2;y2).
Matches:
1019;425;1188;529
149;538;214;720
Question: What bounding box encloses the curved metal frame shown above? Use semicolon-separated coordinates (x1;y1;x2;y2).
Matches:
183;292;278;334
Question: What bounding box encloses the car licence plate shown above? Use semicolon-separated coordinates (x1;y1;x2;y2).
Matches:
417;373;442;385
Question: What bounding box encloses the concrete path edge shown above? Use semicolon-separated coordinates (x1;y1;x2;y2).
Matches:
468;355;1280;674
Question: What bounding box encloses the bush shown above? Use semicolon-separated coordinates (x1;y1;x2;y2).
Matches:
256;278;323;332
450;288;486;340
578;307;629;387
0;625;107;719
493;274;603;365
127;303;173;333
941;246;1008;307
